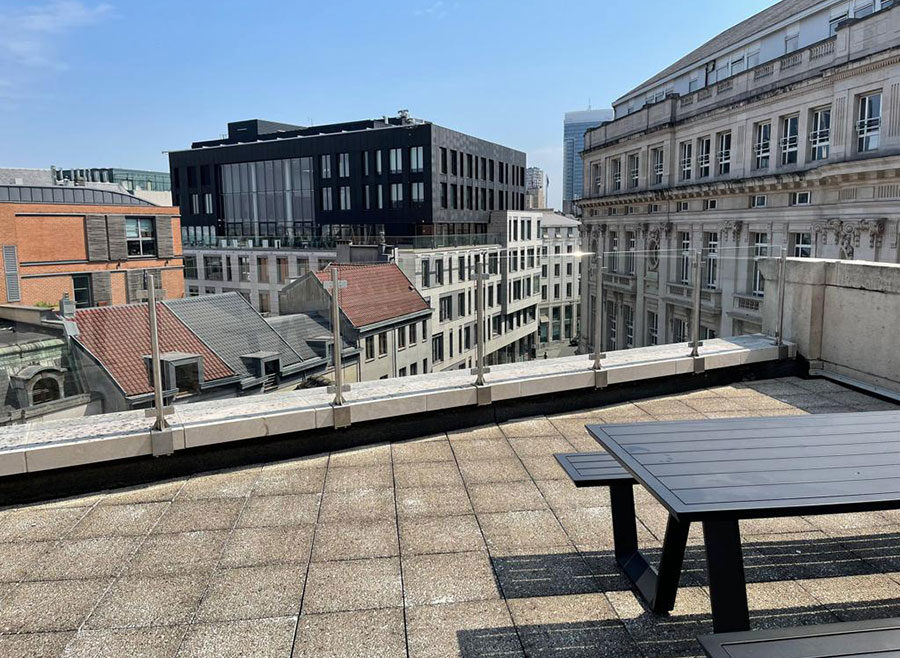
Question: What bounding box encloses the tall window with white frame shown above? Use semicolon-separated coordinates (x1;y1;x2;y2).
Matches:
389;148;403;174
339;186;351;210
321;187;332;211
628;154;639;188
647;310;658;345
321;154;332;178
679;141;692;180
652;148;664;185
792;232;812;258
626;231;635;275
752;232;769;296
754;121;771;169
338;153;350;178
611;159;621;191
623;305;634;348
605;300;617;351
780;115;799;165
704;231;718;288
390;183;403;209
679;231;691;284
609;231;619;273
810;106;831;161
716;131;731;175
410;146;424;173
126;218;156;256
672;318;686;343
698;136;711;178
857;92;882;152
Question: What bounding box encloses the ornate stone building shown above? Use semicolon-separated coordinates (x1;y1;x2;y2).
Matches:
578;0;900;352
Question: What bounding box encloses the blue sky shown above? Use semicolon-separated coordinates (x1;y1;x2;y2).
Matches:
1;0;774;208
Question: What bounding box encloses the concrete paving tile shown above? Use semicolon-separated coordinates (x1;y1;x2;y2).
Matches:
396;486;473;518
319;488;395;523
634;398;697;416
825;390;898;409
446;424;504;440
0;631;74;658
0;507;89;543
746;580;839;629
197;563;306;622
703;411;755;418
791;378;851;393
125;530;228;576
100;479;185;506
394;461;464;489
535;478;608;510
459;458;530;485
745;530;871;581
70;502;169;539
649;412;706;422
499;417;559;438
772;394;850;412
683;397;754;413
746;380;809;396
555;506;616;546
311;519;399;562
606;587;711;658
252;467;326;496
400;514;485;555
86;573;209;629
406;600;523;658
518;455;569;480
547;417;596;439
154;499;243;534
329;442;391;467
39;536;141;580
293;608;406;658
176;616;297;658
467;480;548;513
324;465;393;492
507;435;575;457
478;510;570;551
392;437;454;464
302;557;402;614
507;592;617;626
61;625;186;658
403;550;500;606
220;525;315;568
176;468;260;500
266;453;330;470
739;516;816;535
0;540;54;582
491;545;608;599
0;578;111;632
451;437;517;461
797;574;900;621
804;511;892;532
237;494;320;528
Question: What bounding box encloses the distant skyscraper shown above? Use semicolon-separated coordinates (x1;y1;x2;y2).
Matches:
563;109;613;215
525;166;545;208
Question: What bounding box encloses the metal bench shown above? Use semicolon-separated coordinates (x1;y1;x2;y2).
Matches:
698;617;900;657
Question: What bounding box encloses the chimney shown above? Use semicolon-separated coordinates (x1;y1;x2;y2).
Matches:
59;293;76;319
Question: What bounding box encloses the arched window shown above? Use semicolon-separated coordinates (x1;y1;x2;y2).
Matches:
31;377;60;405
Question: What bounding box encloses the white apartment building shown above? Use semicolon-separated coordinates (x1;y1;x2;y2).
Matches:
183;241;335;315
578;0;900;352
395;210;542;371
538;213;582;345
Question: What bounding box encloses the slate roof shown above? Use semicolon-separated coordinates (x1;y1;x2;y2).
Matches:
619;0;821;102
73;304;234;397
265;313;333;360
163;293;303;379
315;263;430;329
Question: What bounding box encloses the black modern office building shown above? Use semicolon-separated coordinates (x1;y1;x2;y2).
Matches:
169;111;527;243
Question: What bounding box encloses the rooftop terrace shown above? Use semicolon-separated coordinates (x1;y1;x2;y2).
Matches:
0;376;897;657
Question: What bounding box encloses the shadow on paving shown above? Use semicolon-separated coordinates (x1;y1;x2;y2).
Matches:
491;532;900;600
455;599;900;658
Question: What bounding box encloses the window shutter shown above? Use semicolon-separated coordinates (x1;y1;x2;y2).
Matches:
85;215;109;261
2;245;20;302
90;271;112;306
107;215;127;260
155;215;174;258
125;269;144;303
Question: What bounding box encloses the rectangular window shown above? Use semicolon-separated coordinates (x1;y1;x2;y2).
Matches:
606;300;617;349
440;147;447;174
225;256;232;281
440;183;448;208
792;232;812;258
365;336;375;360
410;146;424;173
784;27;799;53
609;231;619;272
321;187;333;211
378;332;387;356
679;231;691;283
626;231;635;274
338;153;350;178
125;218;156;256
276;257;289;284
257;256;269;283
365;184;371;210
191;194;199;214
651;148;664;184
363;151;369;176
698;136;711;178
203;192;213;214
390;183;403;208
389;148;402;173
676;201;689;212
716;131;731;175
628;154;639;188
397;326;406;349
375;150;382;175
647;311;659;345
422;260;431;287
750;194;767;208
809;107;831;161
703;198;718;210
183;255;198;279
411;182;425;203
321;154;332;178
679;141;692;180
754;122;771;169
377;185;384;209
789;191;811;206
780;115;799;165
704;232;718;288
857;92;882;152
672;318;687;343
339;186;351;210
752;232;768;296
611;159;621;191
623;305;634;348
409;322;417;343
239;256;250;282
432;335;444;363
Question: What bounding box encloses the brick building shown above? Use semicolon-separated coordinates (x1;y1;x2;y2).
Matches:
0;184;183;308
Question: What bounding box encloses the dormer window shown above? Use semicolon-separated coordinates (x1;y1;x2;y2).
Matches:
147;353;204;399
241;352;281;391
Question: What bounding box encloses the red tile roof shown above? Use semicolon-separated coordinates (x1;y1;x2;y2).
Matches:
315;263;430;328
74;303;235;397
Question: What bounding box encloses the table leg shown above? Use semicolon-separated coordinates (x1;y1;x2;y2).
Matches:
609;483;689;614
702;518;750;633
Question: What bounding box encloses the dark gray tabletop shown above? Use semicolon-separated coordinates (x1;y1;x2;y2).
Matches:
587;410;900;521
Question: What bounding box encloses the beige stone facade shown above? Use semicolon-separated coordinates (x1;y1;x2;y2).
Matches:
578;2;900;351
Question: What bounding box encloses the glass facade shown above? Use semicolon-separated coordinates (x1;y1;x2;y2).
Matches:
563;110;613;214
220;158;315;238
